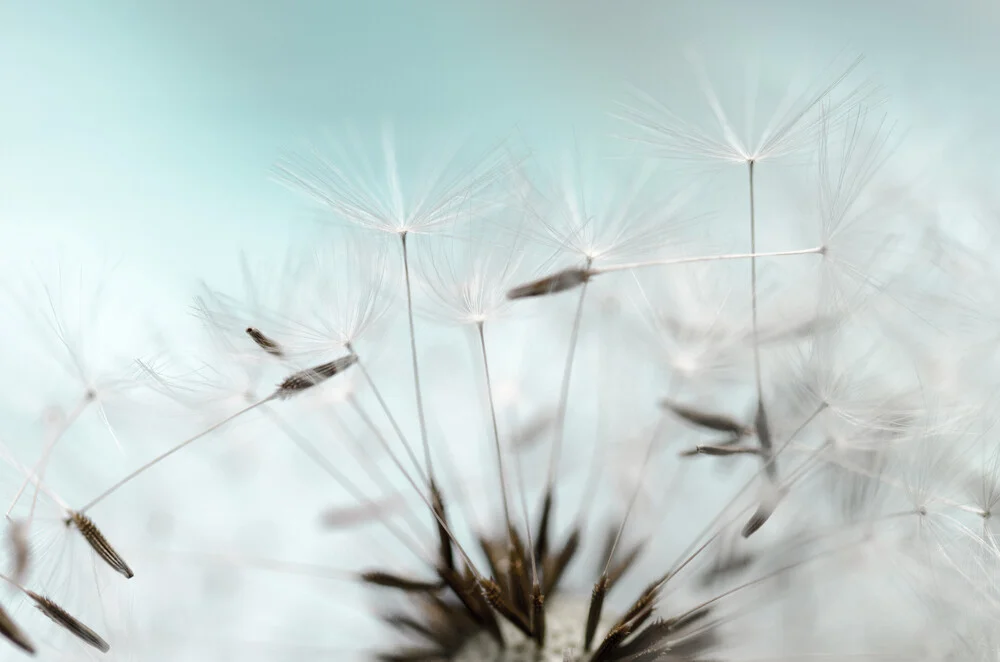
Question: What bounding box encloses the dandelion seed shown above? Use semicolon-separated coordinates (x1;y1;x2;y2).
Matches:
360;571;444;593
679;444;763;458
245;327;284;357
660;399;752;436
26;590;110;653
274;353;359;397
66;511;133;579
0;604;33;655
506;268;591;300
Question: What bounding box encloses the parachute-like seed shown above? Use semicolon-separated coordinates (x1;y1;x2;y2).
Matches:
26;591;110;653
506;268;591;300
275;354;358;397
67;511;134;579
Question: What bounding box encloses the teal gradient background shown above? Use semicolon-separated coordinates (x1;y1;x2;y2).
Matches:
2;2;1000;659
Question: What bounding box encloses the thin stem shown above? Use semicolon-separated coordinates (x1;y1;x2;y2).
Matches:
16;395;90;525
348;395;484;580
348;349;430;489
748;159;763;399
400;233;434;482
477;322;513;534
660;403;827;587
602;416;666;577
590;246;823;276
79;397;271;513
149;549;360;583
325;409;432;543
548;264;592;491
261;405;430;564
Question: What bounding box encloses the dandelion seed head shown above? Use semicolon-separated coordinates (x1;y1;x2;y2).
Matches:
454;596;614;662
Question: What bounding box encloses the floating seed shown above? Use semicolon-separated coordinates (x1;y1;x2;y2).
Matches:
741;501;774;538
245;327;283;357
0;604;34;655
26;591;109;653
679;444;764;457
67;512;133;579
661;400;751;436
7;520;29;585
506;268;590;300
275;354;358;397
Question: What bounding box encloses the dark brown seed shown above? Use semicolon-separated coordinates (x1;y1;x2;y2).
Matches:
530;583;545;646
360;571;444;592
661;400;751;436
67;512;134;579
754;399;777;482
26;591;109;653
534;489;553;564
275;354;358;397
438;566;504;646
591;622;632;662
585;574;609;651
506;268;590;300
741;501;774;538
0;604;34;655
245;327;284;357
430;481;454;572
680;444;764;457
477;578;532;638
542;527;580;595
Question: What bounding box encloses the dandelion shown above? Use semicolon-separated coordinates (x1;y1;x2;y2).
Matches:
4;46;995;662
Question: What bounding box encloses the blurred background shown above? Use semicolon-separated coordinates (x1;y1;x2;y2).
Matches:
2;1;1000;660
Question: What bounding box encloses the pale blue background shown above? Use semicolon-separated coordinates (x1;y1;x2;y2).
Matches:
2;2;999;660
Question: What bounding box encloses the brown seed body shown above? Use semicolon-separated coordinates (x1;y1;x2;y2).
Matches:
245;327;284;357
661;400;751;436
26;591;110;653
0;604;34;655
67;511;134;579
506;268;590;300
7;520;29;585
275;354;358;397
